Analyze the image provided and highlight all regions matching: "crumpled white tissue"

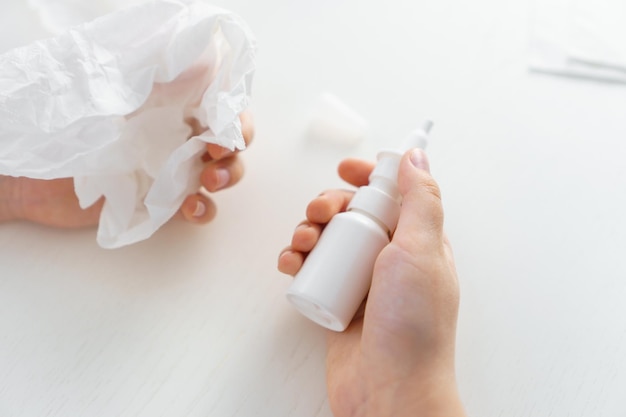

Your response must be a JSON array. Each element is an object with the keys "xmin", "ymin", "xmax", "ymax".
[
  {"xmin": 0, "ymin": 0, "xmax": 256, "ymax": 248},
  {"xmin": 530, "ymin": 0, "xmax": 626, "ymax": 83}
]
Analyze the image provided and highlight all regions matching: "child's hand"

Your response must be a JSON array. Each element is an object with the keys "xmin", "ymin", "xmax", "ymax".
[
  {"xmin": 0, "ymin": 111, "xmax": 254, "ymax": 228},
  {"xmin": 279, "ymin": 149, "xmax": 466, "ymax": 417},
  {"xmin": 179, "ymin": 110, "xmax": 254, "ymax": 224}
]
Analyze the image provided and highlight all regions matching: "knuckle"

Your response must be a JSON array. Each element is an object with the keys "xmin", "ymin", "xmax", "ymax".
[{"xmin": 420, "ymin": 177, "xmax": 442, "ymax": 201}]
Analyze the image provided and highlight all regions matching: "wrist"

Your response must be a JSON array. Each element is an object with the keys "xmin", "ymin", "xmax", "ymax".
[
  {"xmin": 361, "ymin": 376, "xmax": 466, "ymax": 417},
  {"xmin": 0, "ymin": 175, "xmax": 20, "ymax": 222}
]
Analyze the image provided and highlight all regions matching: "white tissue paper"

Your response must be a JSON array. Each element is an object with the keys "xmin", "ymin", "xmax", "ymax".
[
  {"xmin": 530, "ymin": 0, "xmax": 626, "ymax": 83},
  {"xmin": 0, "ymin": 0, "xmax": 256, "ymax": 248}
]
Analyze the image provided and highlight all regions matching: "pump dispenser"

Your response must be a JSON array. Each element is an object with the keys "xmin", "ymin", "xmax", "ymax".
[{"xmin": 286, "ymin": 121, "xmax": 433, "ymax": 331}]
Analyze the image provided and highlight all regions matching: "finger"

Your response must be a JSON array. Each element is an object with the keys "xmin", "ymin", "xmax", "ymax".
[
  {"xmin": 240, "ymin": 109, "xmax": 255, "ymax": 147},
  {"xmin": 305, "ymin": 189, "xmax": 354, "ymax": 224},
  {"xmin": 278, "ymin": 247, "xmax": 305, "ymax": 276},
  {"xmin": 205, "ymin": 110, "xmax": 255, "ymax": 160},
  {"xmin": 186, "ymin": 117, "xmax": 205, "ymax": 137},
  {"xmin": 201, "ymin": 151, "xmax": 213, "ymax": 163},
  {"xmin": 337, "ymin": 158, "xmax": 375, "ymax": 187},
  {"xmin": 184, "ymin": 117, "xmax": 226, "ymax": 160},
  {"xmin": 394, "ymin": 149, "xmax": 444, "ymax": 251},
  {"xmin": 200, "ymin": 155, "xmax": 245, "ymax": 193},
  {"xmin": 206, "ymin": 143, "xmax": 232, "ymax": 161},
  {"xmin": 178, "ymin": 193, "xmax": 217, "ymax": 224},
  {"xmin": 290, "ymin": 221, "xmax": 323, "ymax": 253}
]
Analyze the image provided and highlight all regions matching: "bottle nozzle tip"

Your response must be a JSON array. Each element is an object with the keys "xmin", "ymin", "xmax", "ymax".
[
  {"xmin": 400, "ymin": 120, "xmax": 433, "ymax": 151},
  {"xmin": 422, "ymin": 120, "xmax": 434, "ymax": 134}
]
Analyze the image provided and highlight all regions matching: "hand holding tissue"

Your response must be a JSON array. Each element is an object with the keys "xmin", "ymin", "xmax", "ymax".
[{"xmin": 0, "ymin": 0, "xmax": 256, "ymax": 248}]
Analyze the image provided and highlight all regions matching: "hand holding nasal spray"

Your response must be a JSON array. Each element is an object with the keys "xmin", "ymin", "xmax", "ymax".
[{"xmin": 286, "ymin": 121, "xmax": 433, "ymax": 331}]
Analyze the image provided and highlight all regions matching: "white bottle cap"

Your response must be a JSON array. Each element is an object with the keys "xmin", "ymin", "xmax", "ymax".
[
  {"xmin": 305, "ymin": 92, "xmax": 370, "ymax": 145},
  {"xmin": 348, "ymin": 185, "xmax": 400, "ymax": 233}
]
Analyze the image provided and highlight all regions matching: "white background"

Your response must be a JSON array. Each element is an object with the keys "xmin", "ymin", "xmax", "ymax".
[{"xmin": 1, "ymin": 0, "xmax": 626, "ymax": 416}]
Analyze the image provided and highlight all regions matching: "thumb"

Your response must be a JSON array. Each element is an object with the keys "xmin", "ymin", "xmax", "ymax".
[{"xmin": 393, "ymin": 149, "xmax": 444, "ymax": 251}]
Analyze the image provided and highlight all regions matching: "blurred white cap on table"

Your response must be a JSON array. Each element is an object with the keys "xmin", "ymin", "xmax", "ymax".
[{"xmin": 305, "ymin": 92, "xmax": 370, "ymax": 146}]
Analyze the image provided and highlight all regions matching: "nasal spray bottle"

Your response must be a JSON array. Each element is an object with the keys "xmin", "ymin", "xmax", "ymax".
[{"xmin": 286, "ymin": 121, "xmax": 433, "ymax": 331}]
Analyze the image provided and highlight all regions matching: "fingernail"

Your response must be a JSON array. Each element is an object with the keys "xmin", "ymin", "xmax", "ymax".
[
  {"xmin": 279, "ymin": 249, "xmax": 292, "ymax": 262},
  {"xmin": 410, "ymin": 148, "xmax": 430, "ymax": 172},
  {"xmin": 215, "ymin": 168, "xmax": 230, "ymax": 190},
  {"xmin": 277, "ymin": 250, "xmax": 293, "ymax": 273},
  {"xmin": 193, "ymin": 200, "xmax": 206, "ymax": 218}
]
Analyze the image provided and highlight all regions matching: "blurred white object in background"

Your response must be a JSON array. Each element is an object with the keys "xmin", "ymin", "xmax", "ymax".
[
  {"xmin": 305, "ymin": 92, "xmax": 370, "ymax": 146},
  {"xmin": 530, "ymin": 0, "xmax": 626, "ymax": 83}
]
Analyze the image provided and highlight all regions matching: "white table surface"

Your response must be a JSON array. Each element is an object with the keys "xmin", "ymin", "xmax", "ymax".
[{"xmin": 2, "ymin": 0, "xmax": 626, "ymax": 416}]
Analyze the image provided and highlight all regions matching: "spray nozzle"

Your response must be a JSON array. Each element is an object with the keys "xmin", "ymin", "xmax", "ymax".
[
  {"xmin": 370, "ymin": 120, "xmax": 434, "ymax": 190},
  {"xmin": 348, "ymin": 121, "xmax": 434, "ymax": 233},
  {"xmin": 400, "ymin": 120, "xmax": 433, "ymax": 151}
]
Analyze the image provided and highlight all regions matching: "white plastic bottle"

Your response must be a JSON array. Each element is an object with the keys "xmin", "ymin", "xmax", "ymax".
[{"xmin": 286, "ymin": 121, "xmax": 433, "ymax": 331}]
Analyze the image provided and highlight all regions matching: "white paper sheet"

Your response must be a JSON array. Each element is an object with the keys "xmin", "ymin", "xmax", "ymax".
[
  {"xmin": 0, "ymin": 0, "xmax": 256, "ymax": 248},
  {"xmin": 529, "ymin": 0, "xmax": 626, "ymax": 83},
  {"xmin": 568, "ymin": 0, "xmax": 626, "ymax": 71}
]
